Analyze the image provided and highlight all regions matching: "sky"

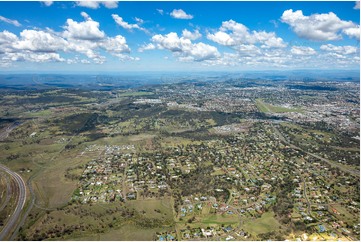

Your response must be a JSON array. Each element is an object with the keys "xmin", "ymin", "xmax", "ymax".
[{"xmin": 0, "ymin": 1, "xmax": 360, "ymax": 73}]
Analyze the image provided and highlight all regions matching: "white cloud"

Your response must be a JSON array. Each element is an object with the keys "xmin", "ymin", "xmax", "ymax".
[
  {"xmin": 291, "ymin": 46, "xmax": 316, "ymax": 55},
  {"xmin": 354, "ymin": 1, "xmax": 360, "ymax": 9},
  {"xmin": 0, "ymin": 30, "xmax": 18, "ymax": 43},
  {"xmin": 0, "ymin": 13, "xmax": 134, "ymax": 66},
  {"xmin": 182, "ymin": 29, "xmax": 202, "ymax": 40},
  {"xmin": 134, "ymin": 17, "xmax": 144, "ymax": 24},
  {"xmin": 170, "ymin": 9, "xmax": 193, "ymax": 20},
  {"xmin": 235, "ymin": 44, "xmax": 261, "ymax": 57},
  {"xmin": 76, "ymin": 1, "xmax": 100, "ymax": 9},
  {"xmin": 76, "ymin": 1, "xmax": 118, "ymax": 9},
  {"xmin": 156, "ymin": 9, "xmax": 164, "ymax": 15},
  {"xmin": 41, "ymin": 1, "xmax": 53, "ymax": 7},
  {"xmin": 113, "ymin": 53, "xmax": 140, "ymax": 62},
  {"xmin": 207, "ymin": 31, "xmax": 235, "ymax": 46},
  {"xmin": 0, "ymin": 31, "xmax": 18, "ymax": 54},
  {"xmin": 4, "ymin": 52, "xmax": 65, "ymax": 63},
  {"xmin": 220, "ymin": 20, "xmax": 249, "ymax": 35},
  {"xmin": 13, "ymin": 29, "xmax": 67, "ymax": 52},
  {"xmin": 207, "ymin": 20, "xmax": 286, "ymax": 49},
  {"xmin": 149, "ymin": 32, "xmax": 219, "ymax": 62},
  {"xmin": 253, "ymin": 31, "xmax": 287, "ymax": 48},
  {"xmin": 100, "ymin": 35, "xmax": 130, "ymax": 53},
  {"xmin": 0, "ymin": 15, "xmax": 21, "ymax": 27},
  {"xmin": 281, "ymin": 9, "xmax": 359, "ymax": 41},
  {"xmin": 342, "ymin": 27, "xmax": 360, "ymax": 40},
  {"xmin": 80, "ymin": 11, "xmax": 91, "ymax": 21},
  {"xmin": 112, "ymin": 14, "xmax": 146, "ymax": 32},
  {"xmin": 102, "ymin": 1, "xmax": 118, "ymax": 9},
  {"xmin": 63, "ymin": 12, "xmax": 105, "ymax": 40},
  {"xmin": 138, "ymin": 43, "xmax": 156, "ymax": 52},
  {"xmin": 320, "ymin": 44, "xmax": 358, "ymax": 55}
]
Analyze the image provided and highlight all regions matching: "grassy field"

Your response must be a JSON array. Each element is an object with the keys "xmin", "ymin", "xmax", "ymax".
[
  {"xmin": 24, "ymin": 109, "xmax": 53, "ymax": 118},
  {"xmin": 79, "ymin": 223, "xmax": 170, "ymax": 241},
  {"xmin": 160, "ymin": 136, "xmax": 201, "ymax": 148},
  {"xmin": 242, "ymin": 212, "xmax": 282, "ymax": 235},
  {"xmin": 201, "ymin": 213, "xmax": 239, "ymax": 225},
  {"xmin": 118, "ymin": 91, "xmax": 154, "ymax": 97},
  {"xmin": 255, "ymin": 99, "xmax": 302, "ymax": 113},
  {"xmin": 126, "ymin": 198, "xmax": 174, "ymax": 221},
  {"xmin": 330, "ymin": 204, "xmax": 358, "ymax": 224}
]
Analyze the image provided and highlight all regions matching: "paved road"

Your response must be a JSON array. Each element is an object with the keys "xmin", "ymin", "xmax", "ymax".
[
  {"xmin": 0, "ymin": 164, "xmax": 26, "ymax": 241},
  {"xmin": 0, "ymin": 172, "xmax": 11, "ymax": 212}
]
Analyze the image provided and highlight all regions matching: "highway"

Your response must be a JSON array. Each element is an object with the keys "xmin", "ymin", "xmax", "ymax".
[{"xmin": 0, "ymin": 164, "xmax": 27, "ymax": 241}]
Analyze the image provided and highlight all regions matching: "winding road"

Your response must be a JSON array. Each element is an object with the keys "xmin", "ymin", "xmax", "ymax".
[{"xmin": 0, "ymin": 164, "xmax": 27, "ymax": 241}]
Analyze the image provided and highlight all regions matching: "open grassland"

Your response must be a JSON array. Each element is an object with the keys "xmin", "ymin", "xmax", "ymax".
[
  {"xmin": 330, "ymin": 204, "xmax": 359, "ymax": 224},
  {"xmin": 126, "ymin": 198, "xmax": 174, "ymax": 221},
  {"xmin": 160, "ymin": 136, "xmax": 202, "ymax": 148},
  {"xmin": 21, "ymin": 201, "xmax": 174, "ymax": 241},
  {"xmin": 78, "ymin": 223, "xmax": 171, "ymax": 241},
  {"xmin": 118, "ymin": 91, "xmax": 154, "ymax": 97},
  {"xmin": 256, "ymin": 98, "xmax": 302, "ymax": 113},
  {"xmin": 201, "ymin": 213, "xmax": 239, "ymax": 225},
  {"xmin": 243, "ymin": 212, "xmax": 282, "ymax": 236}
]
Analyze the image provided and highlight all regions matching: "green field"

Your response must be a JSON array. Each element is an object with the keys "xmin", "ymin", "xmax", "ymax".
[
  {"xmin": 126, "ymin": 198, "xmax": 174, "ymax": 221},
  {"xmin": 255, "ymin": 99, "xmax": 302, "ymax": 113},
  {"xmin": 79, "ymin": 223, "xmax": 170, "ymax": 241},
  {"xmin": 118, "ymin": 91, "xmax": 154, "ymax": 97},
  {"xmin": 243, "ymin": 212, "xmax": 282, "ymax": 235}
]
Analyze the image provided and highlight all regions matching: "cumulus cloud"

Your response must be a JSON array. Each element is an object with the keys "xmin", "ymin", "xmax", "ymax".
[
  {"xmin": 320, "ymin": 44, "xmax": 358, "ymax": 55},
  {"xmin": 138, "ymin": 43, "xmax": 156, "ymax": 52},
  {"xmin": 170, "ymin": 9, "xmax": 193, "ymax": 20},
  {"xmin": 13, "ymin": 29, "xmax": 67, "ymax": 52},
  {"xmin": 235, "ymin": 44, "xmax": 261, "ymax": 57},
  {"xmin": 207, "ymin": 31, "xmax": 235, "ymax": 46},
  {"xmin": 0, "ymin": 31, "xmax": 18, "ymax": 54},
  {"xmin": 102, "ymin": 1, "xmax": 118, "ymax": 9},
  {"xmin": 40, "ymin": 1, "xmax": 54, "ymax": 7},
  {"xmin": 290, "ymin": 46, "xmax": 316, "ymax": 55},
  {"xmin": 182, "ymin": 29, "xmax": 202, "ymax": 40},
  {"xmin": 41, "ymin": 1, "xmax": 53, "ymax": 7},
  {"xmin": 0, "ymin": 16, "xmax": 21, "ymax": 27},
  {"xmin": 342, "ymin": 27, "xmax": 360, "ymax": 40},
  {"xmin": 3, "ymin": 52, "xmax": 65, "ymax": 64},
  {"xmin": 207, "ymin": 20, "xmax": 287, "ymax": 49},
  {"xmin": 0, "ymin": 12, "xmax": 134, "ymax": 66},
  {"xmin": 112, "ymin": 14, "xmax": 146, "ymax": 32},
  {"xmin": 76, "ymin": 1, "xmax": 118, "ymax": 9},
  {"xmin": 146, "ymin": 32, "xmax": 219, "ymax": 62},
  {"xmin": 100, "ymin": 35, "xmax": 130, "ymax": 53},
  {"xmin": 281, "ymin": 9, "xmax": 359, "ymax": 41},
  {"xmin": 63, "ymin": 12, "xmax": 105, "ymax": 40}
]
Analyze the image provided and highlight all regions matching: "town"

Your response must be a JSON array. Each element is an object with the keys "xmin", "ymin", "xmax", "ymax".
[{"xmin": 0, "ymin": 76, "xmax": 359, "ymax": 241}]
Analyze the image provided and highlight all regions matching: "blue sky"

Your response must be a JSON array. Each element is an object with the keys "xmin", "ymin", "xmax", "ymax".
[{"xmin": 0, "ymin": 1, "xmax": 359, "ymax": 73}]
